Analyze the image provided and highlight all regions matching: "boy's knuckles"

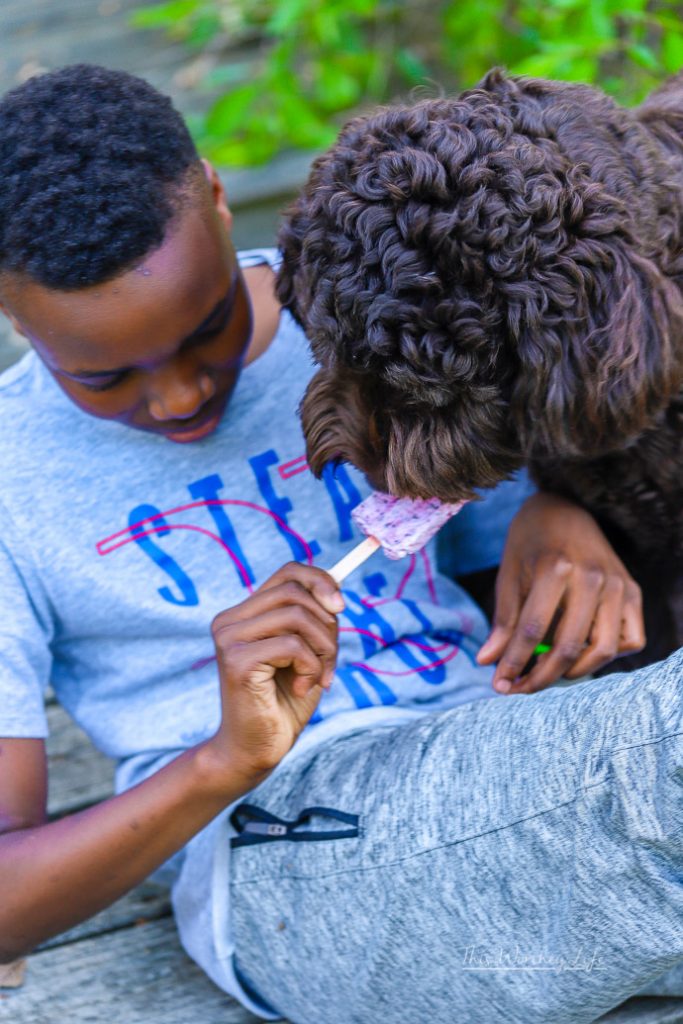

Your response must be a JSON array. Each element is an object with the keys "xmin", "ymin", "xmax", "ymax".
[
  {"xmin": 621, "ymin": 634, "xmax": 646, "ymax": 653},
  {"xmin": 553, "ymin": 640, "xmax": 584, "ymax": 663},
  {"xmin": 591, "ymin": 642, "xmax": 618, "ymax": 664},
  {"xmin": 543, "ymin": 554, "xmax": 573, "ymax": 579},
  {"xmin": 273, "ymin": 580, "xmax": 311, "ymax": 604},
  {"xmin": 581, "ymin": 567, "xmax": 606, "ymax": 591},
  {"xmin": 520, "ymin": 618, "xmax": 546, "ymax": 643},
  {"xmin": 271, "ymin": 633, "xmax": 318, "ymax": 667},
  {"xmin": 267, "ymin": 561, "xmax": 302, "ymax": 582},
  {"xmin": 492, "ymin": 613, "xmax": 515, "ymax": 633},
  {"xmin": 212, "ymin": 626, "xmax": 238, "ymax": 653},
  {"xmin": 222, "ymin": 647, "xmax": 256, "ymax": 681},
  {"xmin": 499, "ymin": 654, "xmax": 526, "ymax": 676},
  {"xmin": 211, "ymin": 612, "xmax": 239, "ymax": 640},
  {"xmin": 601, "ymin": 579, "xmax": 625, "ymax": 604},
  {"xmin": 281, "ymin": 606, "xmax": 335, "ymax": 646}
]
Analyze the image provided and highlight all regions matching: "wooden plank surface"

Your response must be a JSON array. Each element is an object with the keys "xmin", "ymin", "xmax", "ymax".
[
  {"xmin": 598, "ymin": 999, "xmax": 683, "ymax": 1023},
  {"xmin": 0, "ymin": 917, "xmax": 265, "ymax": 1024},
  {"xmin": 46, "ymin": 703, "xmax": 115, "ymax": 817}
]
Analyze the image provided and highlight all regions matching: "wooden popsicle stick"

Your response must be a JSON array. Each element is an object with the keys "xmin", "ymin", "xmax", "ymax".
[{"xmin": 327, "ymin": 536, "xmax": 381, "ymax": 583}]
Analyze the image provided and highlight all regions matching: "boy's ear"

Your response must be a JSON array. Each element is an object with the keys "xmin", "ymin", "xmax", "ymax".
[{"xmin": 201, "ymin": 158, "xmax": 233, "ymax": 232}]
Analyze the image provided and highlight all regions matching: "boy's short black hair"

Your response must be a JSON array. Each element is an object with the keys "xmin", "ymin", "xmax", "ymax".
[{"xmin": 0, "ymin": 64, "xmax": 200, "ymax": 289}]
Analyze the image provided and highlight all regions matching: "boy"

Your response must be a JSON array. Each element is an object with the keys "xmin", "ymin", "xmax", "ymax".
[{"xmin": 0, "ymin": 65, "xmax": 681, "ymax": 1024}]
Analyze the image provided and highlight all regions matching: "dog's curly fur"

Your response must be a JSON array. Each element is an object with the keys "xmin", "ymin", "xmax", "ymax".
[{"xmin": 277, "ymin": 69, "xmax": 683, "ymax": 663}]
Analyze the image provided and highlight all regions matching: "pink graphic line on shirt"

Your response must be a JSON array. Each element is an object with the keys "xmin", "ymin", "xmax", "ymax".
[
  {"xmin": 96, "ymin": 498, "xmax": 317, "ymax": 562},
  {"xmin": 278, "ymin": 455, "xmax": 309, "ymax": 480},
  {"xmin": 97, "ymin": 497, "xmax": 462, "ymax": 678}
]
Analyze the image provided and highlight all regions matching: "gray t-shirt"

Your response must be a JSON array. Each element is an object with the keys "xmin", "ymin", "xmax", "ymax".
[{"xmin": 0, "ymin": 248, "xmax": 533, "ymax": 1015}]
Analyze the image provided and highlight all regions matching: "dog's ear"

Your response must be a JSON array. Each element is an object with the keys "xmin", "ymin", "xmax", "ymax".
[
  {"xmin": 302, "ymin": 366, "xmax": 525, "ymax": 502},
  {"xmin": 301, "ymin": 365, "xmax": 523, "ymax": 501},
  {"xmin": 505, "ymin": 191, "xmax": 683, "ymax": 459},
  {"xmin": 300, "ymin": 367, "xmax": 388, "ymax": 487}
]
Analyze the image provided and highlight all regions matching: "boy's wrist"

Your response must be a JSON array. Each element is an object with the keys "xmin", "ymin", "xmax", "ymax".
[{"xmin": 190, "ymin": 737, "xmax": 271, "ymax": 805}]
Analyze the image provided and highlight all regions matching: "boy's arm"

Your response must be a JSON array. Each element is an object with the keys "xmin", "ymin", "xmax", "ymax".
[
  {"xmin": 0, "ymin": 735, "xmax": 245, "ymax": 963},
  {"xmin": 0, "ymin": 738, "xmax": 46, "ymax": 833},
  {"xmin": 0, "ymin": 562, "xmax": 341, "ymax": 964}
]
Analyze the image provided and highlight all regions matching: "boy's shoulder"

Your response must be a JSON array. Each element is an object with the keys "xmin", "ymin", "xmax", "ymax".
[
  {"xmin": 0, "ymin": 350, "xmax": 50, "ymax": 422},
  {"xmin": 0, "ymin": 349, "xmax": 64, "ymax": 416},
  {"xmin": 0, "ymin": 348, "xmax": 37, "ymax": 393},
  {"xmin": 0, "ymin": 352, "xmax": 78, "ymax": 483}
]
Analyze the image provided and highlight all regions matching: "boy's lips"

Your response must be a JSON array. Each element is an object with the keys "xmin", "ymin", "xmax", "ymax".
[{"xmin": 161, "ymin": 404, "xmax": 225, "ymax": 443}]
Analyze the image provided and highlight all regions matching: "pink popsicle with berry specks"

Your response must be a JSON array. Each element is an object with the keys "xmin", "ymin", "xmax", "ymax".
[{"xmin": 328, "ymin": 492, "xmax": 468, "ymax": 583}]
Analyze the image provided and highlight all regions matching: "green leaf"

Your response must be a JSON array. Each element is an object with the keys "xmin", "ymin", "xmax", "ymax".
[
  {"xmin": 545, "ymin": 0, "xmax": 584, "ymax": 11},
  {"xmin": 200, "ymin": 61, "xmax": 254, "ymax": 89},
  {"xmin": 205, "ymin": 135, "xmax": 278, "ymax": 167},
  {"xmin": 562, "ymin": 55, "xmax": 599, "ymax": 82},
  {"xmin": 186, "ymin": 11, "xmax": 222, "ymax": 45},
  {"xmin": 130, "ymin": 0, "xmax": 201, "ymax": 29},
  {"xmin": 511, "ymin": 51, "xmax": 573, "ymax": 77},
  {"xmin": 627, "ymin": 43, "xmax": 661, "ymax": 72},
  {"xmin": 611, "ymin": 0, "xmax": 648, "ymax": 14},
  {"xmin": 265, "ymin": 0, "xmax": 311, "ymax": 35},
  {"xmin": 313, "ymin": 63, "xmax": 362, "ymax": 111},
  {"xmin": 205, "ymin": 83, "xmax": 260, "ymax": 135},
  {"xmin": 310, "ymin": 8, "xmax": 344, "ymax": 46},
  {"xmin": 395, "ymin": 47, "xmax": 431, "ymax": 84},
  {"xmin": 662, "ymin": 31, "xmax": 683, "ymax": 74}
]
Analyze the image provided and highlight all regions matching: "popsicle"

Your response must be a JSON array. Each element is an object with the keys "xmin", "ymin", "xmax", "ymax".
[{"xmin": 328, "ymin": 492, "xmax": 467, "ymax": 583}]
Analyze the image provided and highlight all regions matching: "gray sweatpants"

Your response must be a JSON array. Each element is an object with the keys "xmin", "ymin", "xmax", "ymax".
[{"xmin": 226, "ymin": 650, "xmax": 683, "ymax": 1023}]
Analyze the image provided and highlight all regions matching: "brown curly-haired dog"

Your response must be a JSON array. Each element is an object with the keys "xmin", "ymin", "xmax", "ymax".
[{"xmin": 276, "ymin": 69, "xmax": 683, "ymax": 665}]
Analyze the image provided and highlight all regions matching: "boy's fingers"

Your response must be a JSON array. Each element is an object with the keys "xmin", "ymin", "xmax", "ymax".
[
  {"xmin": 618, "ymin": 584, "xmax": 646, "ymax": 653},
  {"xmin": 562, "ymin": 578, "xmax": 623, "ymax": 679},
  {"xmin": 231, "ymin": 636, "xmax": 325, "ymax": 698},
  {"xmin": 477, "ymin": 563, "xmax": 521, "ymax": 665},
  {"xmin": 565, "ymin": 581, "xmax": 644, "ymax": 679},
  {"xmin": 214, "ymin": 580, "xmax": 338, "ymax": 632},
  {"xmin": 509, "ymin": 569, "xmax": 603, "ymax": 692},
  {"xmin": 260, "ymin": 562, "xmax": 345, "ymax": 615},
  {"xmin": 477, "ymin": 624, "xmax": 513, "ymax": 665},
  {"xmin": 491, "ymin": 557, "xmax": 569, "ymax": 692},
  {"xmin": 213, "ymin": 607, "xmax": 337, "ymax": 689}
]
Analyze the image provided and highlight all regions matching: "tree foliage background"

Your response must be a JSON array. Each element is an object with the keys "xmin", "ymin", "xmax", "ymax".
[{"xmin": 132, "ymin": 0, "xmax": 683, "ymax": 167}]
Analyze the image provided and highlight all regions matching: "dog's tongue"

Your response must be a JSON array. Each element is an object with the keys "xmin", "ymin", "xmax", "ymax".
[{"xmin": 351, "ymin": 491, "xmax": 467, "ymax": 559}]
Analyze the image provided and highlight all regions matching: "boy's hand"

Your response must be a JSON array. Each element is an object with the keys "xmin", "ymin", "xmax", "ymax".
[
  {"xmin": 476, "ymin": 493, "xmax": 645, "ymax": 694},
  {"xmin": 203, "ymin": 563, "xmax": 343, "ymax": 790}
]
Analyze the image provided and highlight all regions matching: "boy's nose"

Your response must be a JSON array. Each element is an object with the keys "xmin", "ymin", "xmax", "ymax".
[{"xmin": 147, "ymin": 361, "xmax": 216, "ymax": 423}]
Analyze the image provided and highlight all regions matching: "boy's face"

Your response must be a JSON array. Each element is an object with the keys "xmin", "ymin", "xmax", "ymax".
[{"xmin": 0, "ymin": 164, "xmax": 251, "ymax": 442}]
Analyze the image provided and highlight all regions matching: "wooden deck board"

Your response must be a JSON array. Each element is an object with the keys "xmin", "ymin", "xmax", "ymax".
[
  {"xmin": 0, "ymin": 917, "xmax": 264, "ymax": 1024},
  {"xmin": 46, "ymin": 703, "xmax": 115, "ymax": 817},
  {"xmin": 598, "ymin": 999, "xmax": 683, "ymax": 1023}
]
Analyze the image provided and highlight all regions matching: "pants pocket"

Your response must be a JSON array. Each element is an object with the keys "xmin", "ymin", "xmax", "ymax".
[{"xmin": 230, "ymin": 802, "xmax": 360, "ymax": 849}]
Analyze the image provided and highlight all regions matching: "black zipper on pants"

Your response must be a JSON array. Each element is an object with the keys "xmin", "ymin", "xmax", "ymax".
[{"xmin": 230, "ymin": 802, "xmax": 360, "ymax": 849}]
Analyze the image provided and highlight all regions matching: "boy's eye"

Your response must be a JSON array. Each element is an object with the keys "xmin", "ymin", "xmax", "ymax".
[
  {"xmin": 188, "ymin": 308, "xmax": 233, "ymax": 346},
  {"xmin": 78, "ymin": 371, "xmax": 129, "ymax": 392}
]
